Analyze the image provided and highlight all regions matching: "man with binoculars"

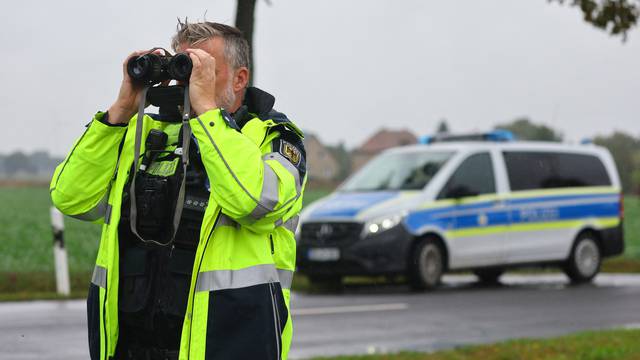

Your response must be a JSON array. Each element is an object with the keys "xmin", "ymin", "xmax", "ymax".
[{"xmin": 50, "ymin": 21, "xmax": 305, "ymax": 360}]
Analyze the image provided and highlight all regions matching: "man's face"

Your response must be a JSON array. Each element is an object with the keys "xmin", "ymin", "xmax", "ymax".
[{"xmin": 179, "ymin": 37, "xmax": 238, "ymax": 111}]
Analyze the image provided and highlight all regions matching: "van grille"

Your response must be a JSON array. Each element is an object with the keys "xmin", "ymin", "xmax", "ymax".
[{"xmin": 300, "ymin": 222, "xmax": 363, "ymax": 246}]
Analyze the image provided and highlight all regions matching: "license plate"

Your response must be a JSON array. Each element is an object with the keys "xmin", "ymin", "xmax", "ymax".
[{"xmin": 307, "ymin": 248, "xmax": 340, "ymax": 262}]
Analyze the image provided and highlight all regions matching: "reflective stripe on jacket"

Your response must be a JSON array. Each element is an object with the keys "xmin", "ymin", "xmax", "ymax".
[{"xmin": 50, "ymin": 107, "xmax": 305, "ymax": 360}]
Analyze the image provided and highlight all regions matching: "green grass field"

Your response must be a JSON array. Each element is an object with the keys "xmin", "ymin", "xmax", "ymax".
[
  {"xmin": 0, "ymin": 187, "xmax": 331, "ymax": 274},
  {"xmin": 0, "ymin": 187, "xmax": 638, "ymax": 296},
  {"xmin": 0, "ymin": 187, "xmax": 99, "ymax": 274},
  {"xmin": 314, "ymin": 328, "xmax": 640, "ymax": 360},
  {"xmin": 0, "ymin": 187, "xmax": 332, "ymax": 295}
]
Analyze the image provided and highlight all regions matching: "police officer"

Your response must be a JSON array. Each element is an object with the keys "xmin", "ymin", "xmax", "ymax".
[{"xmin": 51, "ymin": 21, "xmax": 306, "ymax": 360}]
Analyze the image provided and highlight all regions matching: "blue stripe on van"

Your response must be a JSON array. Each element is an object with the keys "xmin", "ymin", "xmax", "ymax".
[
  {"xmin": 454, "ymin": 211, "xmax": 509, "ymax": 229},
  {"xmin": 403, "ymin": 193, "xmax": 619, "ymax": 234},
  {"xmin": 508, "ymin": 202, "xmax": 619, "ymax": 225},
  {"xmin": 508, "ymin": 193, "xmax": 618, "ymax": 205},
  {"xmin": 308, "ymin": 191, "xmax": 400, "ymax": 218}
]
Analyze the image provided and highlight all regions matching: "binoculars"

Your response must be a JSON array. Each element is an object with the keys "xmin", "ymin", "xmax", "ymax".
[{"xmin": 127, "ymin": 52, "xmax": 193, "ymax": 85}]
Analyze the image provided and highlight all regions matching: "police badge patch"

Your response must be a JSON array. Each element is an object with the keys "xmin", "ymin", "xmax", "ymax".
[{"xmin": 280, "ymin": 140, "xmax": 301, "ymax": 166}]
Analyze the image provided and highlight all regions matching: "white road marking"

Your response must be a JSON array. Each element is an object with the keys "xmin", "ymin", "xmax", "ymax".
[
  {"xmin": 438, "ymin": 273, "xmax": 640, "ymax": 287},
  {"xmin": 292, "ymin": 302, "xmax": 409, "ymax": 316}
]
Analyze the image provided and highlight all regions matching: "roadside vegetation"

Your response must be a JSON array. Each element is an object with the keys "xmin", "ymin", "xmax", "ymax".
[
  {"xmin": 313, "ymin": 328, "xmax": 640, "ymax": 360},
  {"xmin": 0, "ymin": 186, "xmax": 638, "ymax": 300},
  {"xmin": 0, "ymin": 186, "xmax": 331, "ymax": 300}
]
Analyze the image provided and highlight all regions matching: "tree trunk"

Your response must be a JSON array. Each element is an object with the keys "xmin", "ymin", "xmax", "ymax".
[{"xmin": 235, "ymin": 0, "xmax": 257, "ymax": 86}]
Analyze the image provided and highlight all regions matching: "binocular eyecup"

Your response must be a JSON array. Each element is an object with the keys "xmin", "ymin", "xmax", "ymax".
[{"xmin": 127, "ymin": 53, "xmax": 192, "ymax": 85}]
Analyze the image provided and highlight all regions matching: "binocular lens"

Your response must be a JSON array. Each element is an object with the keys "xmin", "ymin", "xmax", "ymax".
[
  {"xmin": 168, "ymin": 53, "xmax": 193, "ymax": 82},
  {"xmin": 126, "ymin": 52, "xmax": 193, "ymax": 85},
  {"xmin": 129, "ymin": 57, "xmax": 150, "ymax": 78},
  {"xmin": 127, "ymin": 54, "xmax": 164, "ymax": 83}
]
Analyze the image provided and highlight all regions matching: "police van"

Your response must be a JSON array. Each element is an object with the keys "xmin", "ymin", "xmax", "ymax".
[{"xmin": 297, "ymin": 132, "xmax": 624, "ymax": 289}]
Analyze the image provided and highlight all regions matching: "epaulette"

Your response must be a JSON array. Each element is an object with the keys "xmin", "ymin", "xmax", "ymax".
[
  {"xmin": 262, "ymin": 110, "xmax": 306, "ymax": 182},
  {"xmin": 266, "ymin": 110, "xmax": 304, "ymax": 139}
]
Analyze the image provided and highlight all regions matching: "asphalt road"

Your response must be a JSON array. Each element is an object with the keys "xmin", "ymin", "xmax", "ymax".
[{"xmin": 2, "ymin": 274, "xmax": 640, "ymax": 360}]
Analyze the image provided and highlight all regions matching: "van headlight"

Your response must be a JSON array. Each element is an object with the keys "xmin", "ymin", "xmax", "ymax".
[{"xmin": 363, "ymin": 212, "xmax": 406, "ymax": 236}]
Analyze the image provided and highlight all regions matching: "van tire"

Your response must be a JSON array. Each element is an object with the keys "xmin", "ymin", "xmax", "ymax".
[
  {"xmin": 564, "ymin": 232, "xmax": 601, "ymax": 284},
  {"xmin": 408, "ymin": 238, "xmax": 444, "ymax": 291},
  {"xmin": 473, "ymin": 268, "xmax": 504, "ymax": 284}
]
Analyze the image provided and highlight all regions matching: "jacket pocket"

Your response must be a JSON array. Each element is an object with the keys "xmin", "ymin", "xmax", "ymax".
[
  {"xmin": 87, "ymin": 283, "xmax": 101, "ymax": 360},
  {"xmin": 118, "ymin": 247, "xmax": 153, "ymax": 313},
  {"xmin": 204, "ymin": 283, "xmax": 288, "ymax": 360},
  {"xmin": 163, "ymin": 247, "xmax": 196, "ymax": 318}
]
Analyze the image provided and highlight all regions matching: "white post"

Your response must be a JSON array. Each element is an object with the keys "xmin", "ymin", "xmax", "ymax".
[{"xmin": 50, "ymin": 207, "xmax": 70, "ymax": 296}]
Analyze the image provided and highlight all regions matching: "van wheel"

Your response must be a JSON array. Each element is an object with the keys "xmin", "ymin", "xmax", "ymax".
[
  {"xmin": 473, "ymin": 268, "xmax": 504, "ymax": 284},
  {"xmin": 408, "ymin": 239, "xmax": 444, "ymax": 291},
  {"xmin": 564, "ymin": 232, "xmax": 601, "ymax": 284}
]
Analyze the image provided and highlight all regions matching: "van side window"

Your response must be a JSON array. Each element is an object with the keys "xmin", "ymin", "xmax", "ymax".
[
  {"xmin": 438, "ymin": 153, "xmax": 495, "ymax": 199},
  {"xmin": 503, "ymin": 152, "xmax": 611, "ymax": 191}
]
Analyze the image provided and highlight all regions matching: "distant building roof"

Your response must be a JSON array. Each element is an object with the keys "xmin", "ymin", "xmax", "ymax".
[
  {"xmin": 358, "ymin": 128, "xmax": 418, "ymax": 153},
  {"xmin": 303, "ymin": 132, "xmax": 341, "ymax": 181}
]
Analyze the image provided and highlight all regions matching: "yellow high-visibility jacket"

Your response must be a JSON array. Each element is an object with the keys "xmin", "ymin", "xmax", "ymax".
[{"xmin": 50, "ymin": 88, "xmax": 305, "ymax": 360}]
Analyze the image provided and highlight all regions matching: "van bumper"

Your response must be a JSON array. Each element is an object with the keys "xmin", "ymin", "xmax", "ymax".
[
  {"xmin": 600, "ymin": 222, "xmax": 624, "ymax": 257},
  {"xmin": 297, "ymin": 224, "xmax": 413, "ymax": 277}
]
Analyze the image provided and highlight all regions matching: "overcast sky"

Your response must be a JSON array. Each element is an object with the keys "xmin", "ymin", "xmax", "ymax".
[{"xmin": 2, "ymin": 0, "xmax": 639, "ymax": 156}]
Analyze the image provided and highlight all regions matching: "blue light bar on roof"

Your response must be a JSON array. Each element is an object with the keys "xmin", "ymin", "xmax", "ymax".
[
  {"xmin": 419, "ymin": 135, "xmax": 434, "ymax": 144},
  {"xmin": 419, "ymin": 130, "xmax": 516, "ymax": 144},
  {"xmin": 486, "ymin": 129, "xmax": 515, "ymax": 142}
]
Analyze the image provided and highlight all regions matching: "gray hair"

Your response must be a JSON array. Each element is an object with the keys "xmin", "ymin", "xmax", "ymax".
[{"xmin": 171, "ymin": 20, "xmax": 250, "ymax": 71}]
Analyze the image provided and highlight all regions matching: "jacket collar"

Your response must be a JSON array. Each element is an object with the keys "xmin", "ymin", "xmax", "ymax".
[{"xmin": 233, "ymin": 87, "xmax": 275, "ymax": 128}]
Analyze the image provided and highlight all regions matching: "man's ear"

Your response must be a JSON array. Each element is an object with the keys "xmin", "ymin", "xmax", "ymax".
[{"xmin": 233, "ymin": 67, "xmax": 249, "ymax": 91}]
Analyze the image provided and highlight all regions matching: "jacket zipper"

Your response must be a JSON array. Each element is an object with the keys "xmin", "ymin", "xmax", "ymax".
[
  {"xmin": 186, "ymin": 208, "xmax": 222, "ymax": 359},
  {"xmin": 268, "ymin": 282, "xmax": 282, "ymax": 360},
  {"xmin": 101, "ymin": 274, "xmax": 108, "ymax": 360},
  {"xmin": 270, "ymin": 234, "xmax": 275, "ymax": 255},
  {"xmin": 101, "ymin": 133, "xmax": 129, "ymax": 360}
]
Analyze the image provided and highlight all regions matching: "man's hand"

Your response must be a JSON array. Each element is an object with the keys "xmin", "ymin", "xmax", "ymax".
[
  {"xmin": 107, "ymin": 49, "xmax": 164, "ymax": 125},
  {"xmin": 185, "ymin": 48, "xmax": 218, "ymax": 116}
]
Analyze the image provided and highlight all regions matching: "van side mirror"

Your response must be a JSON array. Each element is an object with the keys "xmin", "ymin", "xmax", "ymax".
[{"xmin": 445, "ymin": 185, "xmax": 478, "ymax": 199}]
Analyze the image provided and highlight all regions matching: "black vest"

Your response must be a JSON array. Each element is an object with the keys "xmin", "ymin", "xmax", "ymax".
[{"xmin": 116, "ymin": 130, "xmax": 208, "ymax": 352}]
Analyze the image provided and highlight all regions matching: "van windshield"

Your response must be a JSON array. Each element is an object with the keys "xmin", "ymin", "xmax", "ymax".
[{"xmin": 341, "ymin": 151, "xmax": 454, "ymax": 191}]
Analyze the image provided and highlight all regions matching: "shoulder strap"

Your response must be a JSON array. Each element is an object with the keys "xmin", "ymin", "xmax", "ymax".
[{"xmin": 129, "ymin": 85, "xmax": 191, "ymax": 247}]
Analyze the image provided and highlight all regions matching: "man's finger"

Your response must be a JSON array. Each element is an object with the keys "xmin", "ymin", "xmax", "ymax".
[
  {"xmin": 185, "ymin": 48, "xmax": 214, "ymax": 62},
  {"xmin": 123, "ymin": 50, "xmax": 143, "ymax": 66},
  {"xmin": 188, "ymin": 52, "xmax": 202, "ymax": 69},
  {"xmin": 191, "ymin": 50, "xmax": 216, "ymax": 74},
  {"xmin": 121, "ymin": 50, "xmax": 151, "ymax": 74}
]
